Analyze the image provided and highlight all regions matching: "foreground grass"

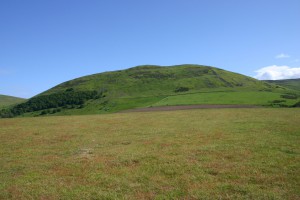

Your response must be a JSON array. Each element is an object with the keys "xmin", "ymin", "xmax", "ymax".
[{"xmin": 0, "ymin": 108, "xmax": 299, "ymax": 199}]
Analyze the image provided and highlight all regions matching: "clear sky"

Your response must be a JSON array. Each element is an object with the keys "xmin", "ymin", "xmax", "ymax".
[{"xmin": 1, "ymin": 0, "xmax": 300, "ymax": 98}]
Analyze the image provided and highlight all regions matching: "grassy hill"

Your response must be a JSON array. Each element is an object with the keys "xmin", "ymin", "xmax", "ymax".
[
  {"xmin": 41, "ymin": 64, "xmax": 277, "ymax": 96},
  {"xmin": 0, "ymin": 94, "xmax": 25, "ymax": 108},
  {"xmin": 265, "ymin": 79, "xmax": 300, "ymax": 91},
  {"xmin": 1, "ymin": 64, "xmax": 300, "ymax": 117}
]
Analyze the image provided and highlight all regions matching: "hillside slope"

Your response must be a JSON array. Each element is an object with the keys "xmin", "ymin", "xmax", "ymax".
[
  {"xmin": 2, "ymin": 65, "xmax": 299, "ymax": 117},
  {"xmin": 42, "ymin": 64, "xmax": 275, "ymax": 97},
  {"xmin": 0, "ymin": 95, "xmax": 25, "ymax": 108},
  {"xmin": 265, "ymin": 79, "xmax": 300, "ymax": 91}
]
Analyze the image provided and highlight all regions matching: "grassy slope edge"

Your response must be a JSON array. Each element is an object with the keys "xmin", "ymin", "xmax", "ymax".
[
  {"xmin": 265, "ymin": 79, "xmax": 300, "ymax": 91},
  {"xmin": 0, "ymin": 94, "xmax": 25, "ymax": 108}
]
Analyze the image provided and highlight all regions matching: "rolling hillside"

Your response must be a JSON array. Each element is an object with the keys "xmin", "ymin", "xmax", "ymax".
[
  {"xmin": 1, "ymin": 65, "xmax": 299, "ymax": 117},
  {"xmin": 0, "ymin": 94, "xmax": 25, "ymax": 108},
  {"xmin": 265, "ymin": 79, "xmax": 300, "ymax": 91},
  {"xmin": 41, "ymin": 65, "xmax": 276, "ymax": 96}
]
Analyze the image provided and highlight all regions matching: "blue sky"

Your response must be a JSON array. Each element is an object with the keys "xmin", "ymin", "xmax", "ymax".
[{"xmin": 1, "ymin": 0, "xmax": 300, "ymax": 98}]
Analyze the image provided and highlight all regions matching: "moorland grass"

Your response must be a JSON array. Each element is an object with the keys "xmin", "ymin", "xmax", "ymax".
[
  {"xmin": 152, "ymin": 91, "xmax": 299, "ymax": 107},
  {"xmin": 0, "ymin": 108, "xmax": 299, "ymax": 199},
  {"xmin": 266, "ymin": 79, "xmax": 300, "ymax": 91},
  {"xmin": 0, "ymin": 95, "xmax": 25, "ymax": 108}
]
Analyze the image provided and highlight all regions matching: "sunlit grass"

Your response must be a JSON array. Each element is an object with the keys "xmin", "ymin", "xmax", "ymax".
[
  {"xmin": 0, "ymin": 95, "xmax": 25, "ymax": 108},
  {"xmin": 152, "ymin": 91, "xmax": 298, "ymax": 106},
  {"xmin": 0, "ymin": 108, "xmax": 299, "ymax": 199}
]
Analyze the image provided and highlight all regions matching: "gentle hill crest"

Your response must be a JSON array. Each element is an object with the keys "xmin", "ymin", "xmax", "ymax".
[
  {"xmin": 0, "ymin": 94, "xmax": 25, "ymax": 108},
  {"xmin": 41, "ymin": 64, "xmax": 273, "ymax": 97},
  {"xmin": 1, "ymin": 64, "xmax": 299, "ymax": 118},
  {"xmin": 265, "ymin": 78, "xmax": 300, "ymax": 91}
]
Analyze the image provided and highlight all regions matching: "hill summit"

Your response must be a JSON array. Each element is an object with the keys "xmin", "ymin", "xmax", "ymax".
[{"xmin": 42, "ymin": 64, "xmax": 271, "ymax": 97}]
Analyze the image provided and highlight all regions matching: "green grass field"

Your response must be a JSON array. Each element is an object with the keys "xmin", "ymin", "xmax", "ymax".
[
  {"xmin": 152, "ymin": 91, "xmax": 299, "ymax": 107},
  {"xmin": 1, "ymin": 108, "xmax": 299, "ymax": 199}
]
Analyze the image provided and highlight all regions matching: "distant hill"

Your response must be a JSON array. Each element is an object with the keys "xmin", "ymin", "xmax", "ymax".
[
  {"xmin": 42, "ymin": 64, "xmax": 274, "ymax": 96},
  {"xmin": 0, "ymin": 95, "xmax": 25, "ymax": 108},
  {"xmin": 265, "ymin": 79, "xmax": 300, "ymax": 91},
  {"xmin": 1, "ymin": 65, "xmax": 299, "ymax": 117}
]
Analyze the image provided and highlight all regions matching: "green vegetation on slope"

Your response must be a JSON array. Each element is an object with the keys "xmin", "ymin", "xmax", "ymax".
[
  {"xmin": 0, "ymin": 90, "xmax": 100, "ymax": 118},
  {"xmin": 265, "ymin": 79, "xmax": 300, "ymax": 91},
  {"xmin": 2, "ymin": 65, "xmax": 300, "ymax": 117},
  {"xmin": 152, "ymin": 91, "xmax": 299, "ymax": 107},
  {"xmin": 42, "ymin": 65, "xmax": 279, "ymax": 97},
  {"xmin": 0, "ymin": 109, "xmax": 299, "ymax": 199},
  {"xmin": 0, "ymin": 94, "xmax": 25, "ymax": 108}
]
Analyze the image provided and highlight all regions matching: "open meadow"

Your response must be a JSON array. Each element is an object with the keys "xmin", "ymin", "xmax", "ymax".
[{"xmin": 0, "ymin": 108, "xmax": 299, "ymax": 199}]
